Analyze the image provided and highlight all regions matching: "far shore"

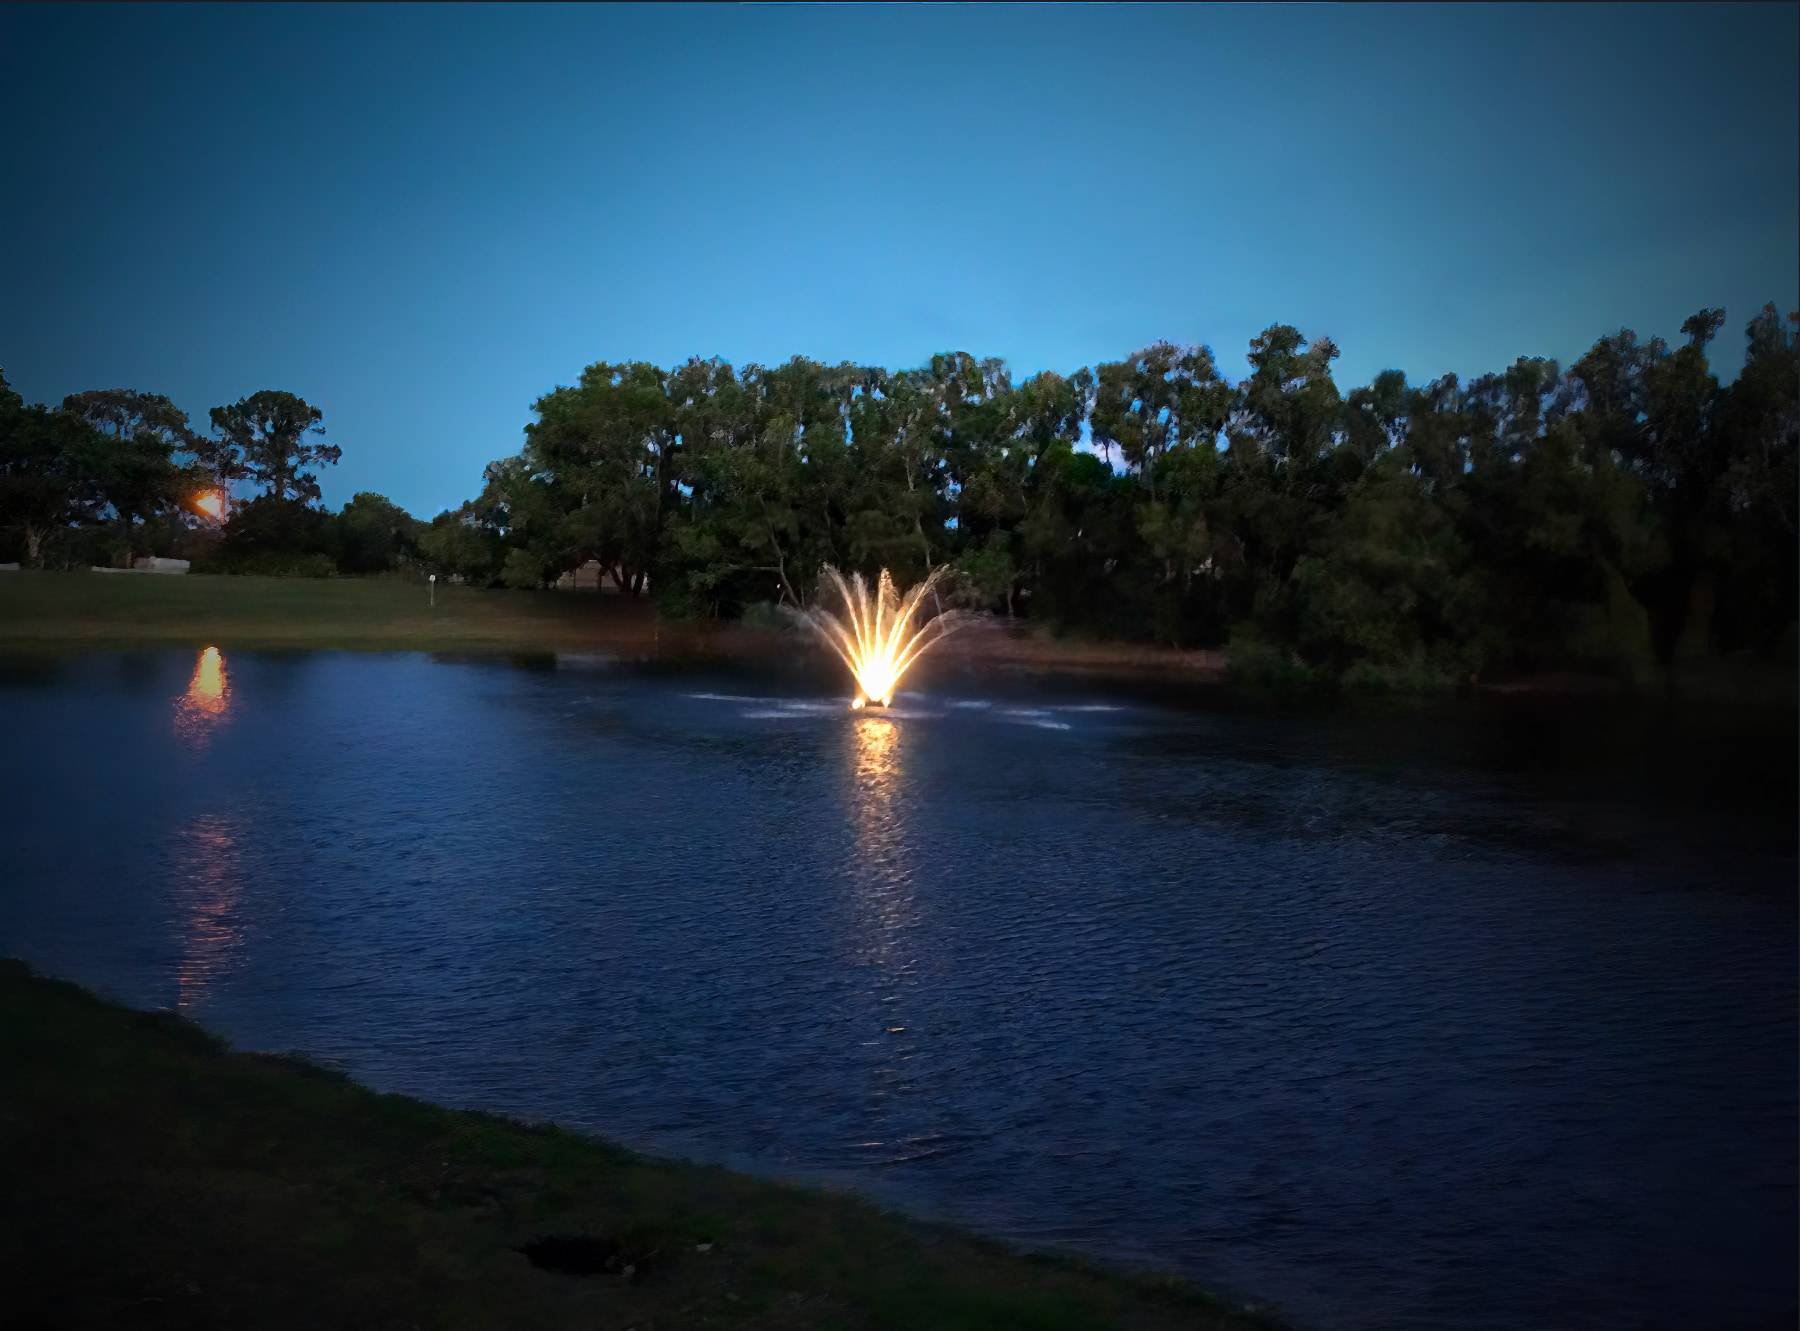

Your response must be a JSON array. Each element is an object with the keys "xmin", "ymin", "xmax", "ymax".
[
  {"xmin": 0, "ymin": 570, "xmax": 1232, "ymax": 684},
  {"xmin": 1, "ymin": 571, "xmax": 1789, "ymax": 705}
]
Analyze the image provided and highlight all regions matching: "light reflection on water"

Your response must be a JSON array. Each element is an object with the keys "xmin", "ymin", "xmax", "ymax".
[
  {"xmin": 168, "ymin": 648, "xmax": 241, "ymax": 1006},
  {"xmin": 173, "ymin": 812, "xmax": 243, "ymax": 1011},
  {"xmin": 174, "ymin": 646, "xmax": 230, "ymax": 746},
  {"xmin": 0, "ymin": 650, "xmax": 1794, "ymax": 1331},
  {"xmin": 850, "ymin": 714, "xmax": 905, "ymax": 904},
  {"xmin": 846, "ymin": 716, "xmax": 927, "ymax": 1147}
]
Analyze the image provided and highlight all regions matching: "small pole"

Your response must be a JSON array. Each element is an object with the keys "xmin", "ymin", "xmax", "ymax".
[{"xmin": 429, "ymin": 573, "xmax": 436, "ymax": 607}]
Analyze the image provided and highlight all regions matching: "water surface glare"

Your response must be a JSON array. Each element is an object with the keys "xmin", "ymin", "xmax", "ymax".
[{"xmin": 1, "ymin": 650, "xmax": 1793, "ymax": 1331}]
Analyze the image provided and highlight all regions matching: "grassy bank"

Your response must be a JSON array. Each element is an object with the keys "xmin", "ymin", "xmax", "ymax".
[
  {"xmin": 0, "ymin": 571, "xmax": 1230, "ymax": 682},
  {"xmin": 0, "ymin": 961, "xmax": 1280, "ymax": 1330},
  {"xmin": 4, "ymin": 571, "xmax": 1785, "ymax": 702},
  {"xmin": 0, "ymin": 570, "xmax": 678, "ymax": 654}
]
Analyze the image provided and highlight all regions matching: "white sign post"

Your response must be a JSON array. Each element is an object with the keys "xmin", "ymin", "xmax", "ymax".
[{"xmin": 429, "ymin": 572, "xmax": 437, "ymax": 607}]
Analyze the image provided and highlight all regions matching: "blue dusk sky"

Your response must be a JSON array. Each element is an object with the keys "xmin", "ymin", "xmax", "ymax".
[{"xmin": 3, "ymin": 2, "xmax": 1795, "ymax": 515}]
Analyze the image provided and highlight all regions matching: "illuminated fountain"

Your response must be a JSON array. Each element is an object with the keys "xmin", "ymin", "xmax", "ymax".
[{"xmin": 790, "ymin": 566, "xmax": 965, "ymax": 709}]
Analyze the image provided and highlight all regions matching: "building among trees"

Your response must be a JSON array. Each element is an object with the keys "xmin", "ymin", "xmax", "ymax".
[{"xmin": 554, "ymin": 559, "xmax": 648, "ymax": 594}]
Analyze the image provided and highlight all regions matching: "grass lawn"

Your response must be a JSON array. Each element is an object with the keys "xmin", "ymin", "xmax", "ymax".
[
  {"xmin": 0, "ymin": 962, "xmax": 1282, "ymax": 1330},
  {"xmin": 0, "ymin": 572, "xmax": 1232, "ymax": 682},
  {"xmin": 0, "ymin": 571, "xmax": 689, "ymax": 654}
]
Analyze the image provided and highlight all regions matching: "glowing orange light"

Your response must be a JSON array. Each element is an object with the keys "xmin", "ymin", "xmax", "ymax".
[
  {"xmin": 193, "ymin": 489, "xmax": 225, "ymax": 520},
  {"xmin": 188, "ymin": 645, "xmax": 226, "ymax": 713},
  {"xmin": 794, "ymin": 566, "xmax": 963, "ymax": 710},
  {"xmin": 175, "ymin": 645, "xmax": 231, "ymax": 744}
]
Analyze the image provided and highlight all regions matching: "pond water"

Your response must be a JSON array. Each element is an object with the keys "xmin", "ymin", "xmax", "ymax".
[{"xmin": 1, "ymin": 648, "xmax": 1794, "ymax": 1331}]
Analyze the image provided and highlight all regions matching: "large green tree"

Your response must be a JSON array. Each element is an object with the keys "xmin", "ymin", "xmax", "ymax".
[
  {"xmin": 208, "ymin": 391, "xmax": 338, "ymax": 502},
  {"xmin": 418, "ymin": 502, "xmax": 504, "ymax": 585},
  {"xmin": 524, "ymin": 362, "xmax": 676, "ymax": 594},
  {"xmin": 0, "ymin": 373, "xmax": 103, "ymax": 566},
  {"xmin": 60, "ymin": 389, "xmax": 201, "ymax": 566},
  {"xmin": 18, "ymin": 299, "xmax": 1787, "ymax": 687},
  {"xmin": 332, "ymin": 492, "xmax": 421, "ymax": 575}
]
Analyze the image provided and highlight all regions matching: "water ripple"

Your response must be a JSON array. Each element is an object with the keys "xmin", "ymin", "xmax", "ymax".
[{"xmin": 0, "ymin": 650, "xmax": 1792, "ymax": 1331}]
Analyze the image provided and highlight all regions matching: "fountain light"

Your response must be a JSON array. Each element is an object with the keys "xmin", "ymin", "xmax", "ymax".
[{"xmin": 790, "ymin": 565, "xmax": 964, "ymax": 710}]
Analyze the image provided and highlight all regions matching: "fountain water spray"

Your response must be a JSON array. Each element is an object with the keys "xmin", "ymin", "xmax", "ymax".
[{"xmin": 789, "ymin": 565, "xmax": 965, "ymax": 709}]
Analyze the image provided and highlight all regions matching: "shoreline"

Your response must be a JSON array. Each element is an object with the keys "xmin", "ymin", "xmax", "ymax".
[
  {"xmin": 1, "ymin": 572, "xmax": 1789, "ymax": 706},
  {"xmin": 0, "ymin": 572, "xmax": 1234, "ymax": 688},
  {"xmin": 0, "ymin": 960, "xmax": 1285, "ymax": 1329}
]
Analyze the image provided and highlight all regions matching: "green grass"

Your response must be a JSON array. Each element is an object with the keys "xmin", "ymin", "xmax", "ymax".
[
  {"xmin": 0, "ymin": 570, "xmax": 683, "ymax": 654},
  {"xmin": 0, "ymin": 961, "xmax": 1287, "ymax": 1330},
  {"xmin": 0, "ymin": 572, "xmax": 1234, "ymax": 685}
]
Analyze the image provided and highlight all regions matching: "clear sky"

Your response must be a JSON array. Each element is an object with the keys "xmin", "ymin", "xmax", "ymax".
[{"xmin": 4, "ymin": 2, "xmax": 1795, "ymax": 515}]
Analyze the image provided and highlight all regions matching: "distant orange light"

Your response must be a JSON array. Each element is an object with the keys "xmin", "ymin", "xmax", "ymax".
[{"xmin": 193, "ymin": 490, "xmax": 225, "ymax": 520}]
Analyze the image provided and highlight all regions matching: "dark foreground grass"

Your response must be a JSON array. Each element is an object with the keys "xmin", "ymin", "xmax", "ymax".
[{"xmin": 0, "ymin": 962, "xmax": 1285, "ymax": 1331}]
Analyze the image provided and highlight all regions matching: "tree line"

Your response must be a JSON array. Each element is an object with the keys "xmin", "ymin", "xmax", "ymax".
[
  {"xmin": 4, "ymin": 301, "xmax": 1795, "ymax": 687},
  {"xmin": 0, "ymin": 381, "xmax": 416, "ymax": 578}
]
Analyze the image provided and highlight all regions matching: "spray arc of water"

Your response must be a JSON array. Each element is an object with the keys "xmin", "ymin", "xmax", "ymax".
[{"xmin": 789, "ymin": 565, "xmax": 965, "ymax": 709}]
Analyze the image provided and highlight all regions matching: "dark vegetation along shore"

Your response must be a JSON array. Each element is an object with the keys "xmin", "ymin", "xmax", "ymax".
[
  {"xmin": 0, "ymin": 572, "xmax": 1234, "ymax": 686},
  {"xmin": 6, "ymin": 571, "xmax": 1794, "ymax": 706},
  {"xmin": 4, "ymin": 302, "xmax": 1796, "ymax": 694},
  {"xmin": 0, "ymin": 962, "xmax": 1283, "ymax": 1331}
]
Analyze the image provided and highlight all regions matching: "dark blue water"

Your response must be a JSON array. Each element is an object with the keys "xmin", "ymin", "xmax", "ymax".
[{"xmin": 1, "ymin": 648, "xmax": 1793, "ymax": 1331}]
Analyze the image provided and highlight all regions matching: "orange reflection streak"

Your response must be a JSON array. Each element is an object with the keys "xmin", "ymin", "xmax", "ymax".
[
  {"xmin": 174, "ymin": 645, "xmax": 231, "ymax": 744},
  {"xmin": 854, "ymin": 714, "xmax": 900, "ymax": 801},
  {"xmin": 850, "ymin": 715, "xmax": 909, "ymax": 958},
  {"xmin": 847, "ymin": 713, "xmax": 928, "ymax": 1131},
  {"xmin": 188, "ymin": 646, "xmax": 226, "ymax": 713},
  {"xmin": 174, "ymin": 813, "xmax": 243, "ymax": 1011}
]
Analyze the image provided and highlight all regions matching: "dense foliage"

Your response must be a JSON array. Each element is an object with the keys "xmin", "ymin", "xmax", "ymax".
[
  {"xmin": 4, "ymin": 302, "xmax": 1794, "ymax": 687},
  {"xmin": 436, "ymin": 305, "xmax": 1796, "ymax": 685},
  {"xmin": 0, "ymin": 380, "xmax": 416, "ymax": 578}
]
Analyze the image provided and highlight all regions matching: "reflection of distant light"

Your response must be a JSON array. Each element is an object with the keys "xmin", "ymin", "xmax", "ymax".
[
  {"xmin": 847, "ymin": 712, "xmax": 925, "ymax": 1124},
  {"xmin": 175, "ymin": 812, "xmax": 242, "ymax": 1011},
  {"xmin": 175, "ymin": 645, "xmax": 231, "ymax": 744},
  {"xmin": 189, "ymin": 646, "xmax": 225, "ymax": 712},
  {"xmin": 850, "ymin": 714, "xmax": 907, "ymax": 931},
  {"xmin": 853, "ymin": 714, "xmax": 899, "ymax": 792}
]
